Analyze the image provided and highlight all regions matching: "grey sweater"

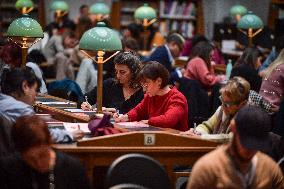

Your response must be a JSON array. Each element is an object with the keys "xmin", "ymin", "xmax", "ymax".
[{"xmin": 0, "ymin": 94, "xmax": 73, "ymax": 155}]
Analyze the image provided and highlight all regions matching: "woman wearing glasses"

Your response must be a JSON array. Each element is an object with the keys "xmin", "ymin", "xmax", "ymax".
[
  {"xmin": 182, "ymin": 77, "xmax": 250, "ymax": 135},
  {"xmin": 115, "ymin": 61, "xmax": 188, "ymax": 131}
]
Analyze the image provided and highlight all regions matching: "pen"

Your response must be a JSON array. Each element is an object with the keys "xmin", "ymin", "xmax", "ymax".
[
  {"xmin": 193, "ymin": 122, "xmax": 197, "ymax": 132},
  {"xmin": 78, "ymin": 124, "xmax": 80, "ymax": 130},
  {"xmin": 84, "ymin": 96, "xmax": 92, "ymax": 108}
]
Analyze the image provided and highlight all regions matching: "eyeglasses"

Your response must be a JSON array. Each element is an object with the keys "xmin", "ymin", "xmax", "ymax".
[
  {"xmin": 141, "ymin": 82, "xmax": 148, "ymax": 88},
  {"xmin": 219, "ymin": 96, "xmax": 239, "ymax": 108}
]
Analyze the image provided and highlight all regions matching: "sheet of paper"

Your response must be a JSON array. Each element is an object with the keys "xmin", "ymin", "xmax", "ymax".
[
  {"xmin": 37, "ymin": 101, "xmax": 76, "ymax": 105},
  {"xmin": 63, "ymin": 122, "xmax": 91, "ymax": 133},
  {"xmin": 115, "ymin": 122, "xmax": 149, "ymax": 128},
  {"xmin": 64, "ymin": 108, "xmax": 96, "ymax": 113}
]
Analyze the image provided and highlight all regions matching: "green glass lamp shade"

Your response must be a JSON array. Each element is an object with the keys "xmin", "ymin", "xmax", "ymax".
[
  {"xmin": 90, "ymin": 2, "xmax": 110, "ymax": 15},
  {"xmin": 7, "ymin": 16, "xmax": 43, "ymax": 38},
  {"xmin": 230, "ymin": 5, "xmax": 247, "ymax": 17},
  {"xmin": 237, "ymin": 12, "xmax": 263, "ymax": 30},
  {"xmin": 134, "ymin": 3, "xmax": 157, "ymax": 20},
  {"xmin": 79, "ymin": 22, "xmax": 122, "ymax": 52},
  {"xmin": 51, "ymin": 0, "xmax": 69, "ymax": 12},
  {"xmin": 15, "ymin": 0, "xmax": 34, "ymax": 10}
]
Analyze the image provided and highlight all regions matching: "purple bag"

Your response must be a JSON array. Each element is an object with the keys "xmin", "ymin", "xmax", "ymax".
[{"xmin": 88, "ymin": 114, "xmax": 123, "ymax": 136}]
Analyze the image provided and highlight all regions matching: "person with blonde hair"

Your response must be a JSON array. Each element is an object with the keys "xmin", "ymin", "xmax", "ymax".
[
  {"xmin": 260, "ymin": 49, "xmax": 284, "ymax": 112},
  {"xmin": 182, "ymin": 76, "xmax": 250, "ymax": 135}
]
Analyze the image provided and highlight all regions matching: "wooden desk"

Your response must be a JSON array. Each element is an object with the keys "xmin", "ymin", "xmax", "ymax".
[
  {"xmin": 213, "ymin": 64, "xmax": 226, "ymax": 74},
  {"xmin": 53, "ymin": 132, "xmax": 218, "ymax": 189},
  {"xmin": 174, "ymin": 56, "xmax": 188, "ymax": 68},
  {"xmin": 35, "ymin": 94, "xmax": 91, "ymax": 123}
]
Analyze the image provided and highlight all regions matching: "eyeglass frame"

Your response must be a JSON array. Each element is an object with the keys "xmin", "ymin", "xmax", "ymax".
[{"xmin": 219, "ymin": 95, "xmax": 240, "ymax": 108}]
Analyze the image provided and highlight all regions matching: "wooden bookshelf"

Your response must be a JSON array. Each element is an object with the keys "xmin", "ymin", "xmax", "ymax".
[
  {"xmin": 268, "ymin": 0, "xmax": 284, "ymax": 30},
  {"xmin": 159, "ymin": 0, "xmax": 204, "ymax": 37},
  {"xmin": 111, "ymin": 0, "xmax": 204, "ymax": 37}
]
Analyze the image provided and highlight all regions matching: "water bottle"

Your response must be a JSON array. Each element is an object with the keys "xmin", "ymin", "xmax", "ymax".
[{"xmin": 226, "ymin": 59, "xmax": 233, "ymax": 80}]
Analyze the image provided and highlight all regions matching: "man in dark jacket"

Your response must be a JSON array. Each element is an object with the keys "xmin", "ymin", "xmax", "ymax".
[{"xmin": 145, "ymin": 33, "xmax": 185, "ymax": 82}]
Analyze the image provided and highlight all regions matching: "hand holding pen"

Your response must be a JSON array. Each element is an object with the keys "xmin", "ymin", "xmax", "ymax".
[
  {"xmin": 179, "ymin": 122, "xmax": 201, "ymax": 136},
  {"xmin": 81, "ymin": 96, "xmax": 93, "ymax": 111}
]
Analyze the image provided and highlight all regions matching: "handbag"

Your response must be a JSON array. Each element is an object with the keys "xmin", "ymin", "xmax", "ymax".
[{"xmin": 88, "ymin": 114, "xmax": 123, "ymax": 136}]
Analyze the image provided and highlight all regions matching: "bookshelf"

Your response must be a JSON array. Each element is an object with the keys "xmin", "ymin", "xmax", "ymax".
[
  {"xmin": 159, "ymin": 0, "xmax": 203, "ymax": 38},
  {"xmin": 0, "ymin": 0, "xmax": 45, "ymax": 33},
  {"xmin": 119, "ymin": 0, "xmax": 159, "ymax": 28},
  {"xmin": 268, "ymin": 0, "xmax": 284, "ymax": 37},
  {"xmin": 111, "ymin": 0, "xmax": 204, "ymax": 37}
]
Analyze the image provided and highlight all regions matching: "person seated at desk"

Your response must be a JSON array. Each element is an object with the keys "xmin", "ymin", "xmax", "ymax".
[
  {"xmin": 81, "ymin": 52, "xmax": 144, "ymax": 114},
  {"xmin": 0, "ymin": 115, "xmax": 91, "ymax": 189},
  {"xmin": 115, "ymin": 61, "xmax": 188, "ymax": 131},
  {"xmin": 181, "ymin": 77, "xmax": 249, "ymax": 135},
  {"xmin": 259, "ymin": 35, "xmax": 284, "ymax": 73},
  {"xmin": 183, "ymin": 41, "xmax": 224, "ymax": 90},
  {"xmin": 144, "ymin": 33, "xmax": 185, "ymax": 82},
  {"xmin": 260, "ymin": 49, "xmax": 284, "ymax": 113},
  {"xmin": 0, "ymin": 68, "xmax": 84, "ymax": 155},
  {"xmin": 232, "ymin": 47, "xmax": 263, "ymax": 91},
  {"xmin": 187, "ymin": 105, "xmax": 284, "ymax": 189},
  {"xmin": 182, "ymin": 34, "xmax": 225, "ymax": 65}
]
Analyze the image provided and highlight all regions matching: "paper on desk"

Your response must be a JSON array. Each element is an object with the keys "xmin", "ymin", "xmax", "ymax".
[
  {"xmin": 63, "ymin": 122, "xmax": 90, "ymax": 133},
  {"xmin": 115, "ymin": 122, "xmax": 149, "ymax": 128},
  {"xmin": 64, "ymin": 108, "xmax": 96, "ymax": 113},
  {"xmin": 37, "ymin": 101, "xmax": 76, "ymax": 105}
]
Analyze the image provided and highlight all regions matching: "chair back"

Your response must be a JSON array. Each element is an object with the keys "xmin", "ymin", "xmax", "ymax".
[
  {"xmin": 48, "ymin": 79, "xmax": 84, "ymax": 102},
  {"xmin": 178, "ymin": 77, "xmax": 210, "ymax": 128},
  {"xmin": 105, "ymin": 153, "xmax": 170, "ymax": 189},
  {"xmin": 109, "ymin": 183, "xmax": 149, "ymax": 189}
]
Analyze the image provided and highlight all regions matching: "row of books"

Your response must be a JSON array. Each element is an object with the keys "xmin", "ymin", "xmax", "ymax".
[
  {"xmin": 159, "ymin": 0, "xmax": 196, "ymax": 18},
  {"xmin": 159, "ymin": 20, "xmax": 195, "ymax": 38}
]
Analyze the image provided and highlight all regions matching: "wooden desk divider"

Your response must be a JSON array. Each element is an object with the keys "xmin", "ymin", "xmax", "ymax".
[
  {"xmin": 77, "ymin": 131, "xmax": 217, "ymax": 147},
  {"xmin": 35, "ymin": 94, "xmax": 90, "ymax": 123},
  {"xmin": 54, "ymin": 132, "xmax": 218, "ymax": 189}
]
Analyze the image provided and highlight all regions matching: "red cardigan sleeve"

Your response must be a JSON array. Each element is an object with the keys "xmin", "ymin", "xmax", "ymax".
[
  {"xmin": 127, "ymin": 95, "xmax": 149, "ymax": 121},
  {"xmin": 148, "ymin": 94, "xmax": 186, "ymax": 128}
]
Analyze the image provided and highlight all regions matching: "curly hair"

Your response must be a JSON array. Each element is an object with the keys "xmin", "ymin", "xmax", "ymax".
[{"xmin": 114, "ymin": 52, "xmax": 141, "ymax": 89}]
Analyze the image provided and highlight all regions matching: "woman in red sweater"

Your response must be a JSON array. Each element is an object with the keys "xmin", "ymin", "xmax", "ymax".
[{"xmin": 115, "ymin": 61, "xmax": 188, "ymax": 131}]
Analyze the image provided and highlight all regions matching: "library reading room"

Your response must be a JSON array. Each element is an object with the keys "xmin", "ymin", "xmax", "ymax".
[{"xmin": 0, "ymin": 0, "xmax": 284, "ymax": 189}]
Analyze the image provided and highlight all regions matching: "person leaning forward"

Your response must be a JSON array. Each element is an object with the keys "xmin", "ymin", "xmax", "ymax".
[{"xmin": 187, "ymin": 104, "xmax": 284, "ymax": 189}]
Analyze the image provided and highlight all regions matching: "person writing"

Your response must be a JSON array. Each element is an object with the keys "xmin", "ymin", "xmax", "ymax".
[
  {"xmin": 115, "ymin": 61, "xmax": 188, "ymax": 131},
  {"xmin": 181, "ymin": 77, "xmax": 250, "ymax": 135},
  {"xmin": 187, "ymin": 105, "xmax": 284, "ymax": 189},
  {"xmin": 0, "ymin": 68, "xmax": 84, "ymax": 155},
  {"xmin": 80, "ymin": 52, "xmax": 144, "ymax": 114}
]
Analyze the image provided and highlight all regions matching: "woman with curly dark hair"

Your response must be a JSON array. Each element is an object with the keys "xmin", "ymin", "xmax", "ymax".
[{"xmin": 81, "ymin": 52, "xmax": 144, "ymax": 114}]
